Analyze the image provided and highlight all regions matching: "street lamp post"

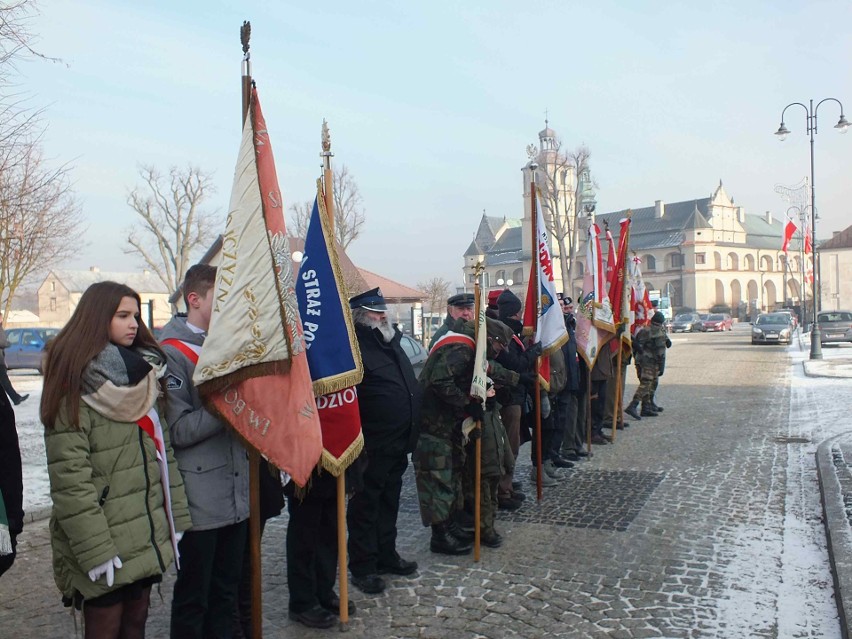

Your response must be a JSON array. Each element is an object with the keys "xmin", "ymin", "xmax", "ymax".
[{"xmin": 775, "ymin": 98, "xmax": 849, "ymax": 360}]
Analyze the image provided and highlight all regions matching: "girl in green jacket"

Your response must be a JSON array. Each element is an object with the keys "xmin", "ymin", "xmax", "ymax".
[{"xmin": 41, "ymin": 281, "xmax": 192, "ymax": 638}]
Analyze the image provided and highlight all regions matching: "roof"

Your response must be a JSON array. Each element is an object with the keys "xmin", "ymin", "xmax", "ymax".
[
  {"xmin": 821, "ymin": 224, "xmax": 852, "ymax": 249},
  {"xmin": 464, "ymin": 238, "xmax": 484, "ymax": 257},
  {"xmin": 484, "ymin": 226, "xmax": 523, "ymax": 266},
  {"xmin": 356, "ymin": 268, "xmax": 425, "ymax": 303},
  {"xmin": 48, "ymin": 269, "xmax": 169, "ymax": 294}
]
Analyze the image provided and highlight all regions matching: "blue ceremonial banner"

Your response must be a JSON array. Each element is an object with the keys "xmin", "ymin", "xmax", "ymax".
[
  {"xmin": 295, "ymin": 181, "xmax": 364, "ymax": 474},
  {"xmin": 296, "ymin": 184, "xmax": 363, "ymax": 395}
]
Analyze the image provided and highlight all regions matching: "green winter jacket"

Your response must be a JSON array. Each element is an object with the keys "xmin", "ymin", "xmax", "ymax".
[{"xmin": 45, "ymin": 402, "xmax": 192, "ymax": 601}]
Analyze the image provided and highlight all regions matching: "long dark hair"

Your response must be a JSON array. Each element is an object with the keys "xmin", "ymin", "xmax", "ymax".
[{"xmin": 40, "ymin": 281, "xmax": 165, "ymax": 429}]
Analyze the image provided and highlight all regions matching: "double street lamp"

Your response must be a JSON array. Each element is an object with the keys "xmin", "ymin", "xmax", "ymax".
[{"xmin": 775, "ymin": 98, "xmax": 849, "ymax": 360}]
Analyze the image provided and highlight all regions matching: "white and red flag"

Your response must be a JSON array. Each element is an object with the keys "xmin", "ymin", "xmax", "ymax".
[
  {"xmin": 628, "ymin": 254, "xmax": 653, "ymax": 337},
  {"xmin": 193, "ymin": 87, "xmax": 322, "ymax": 487},
  {"xmin": 781, "ymin": 214, "xmax": 797, "ymax": 254},
  {"xmin": 522, "ymin": 194, "xmax": 568, "ymax": 355},
  {"xmin": 588, "ymin": 222, "xmax": 615, "ymax": 332},
  {"xmin": 607, "ymin": 218, "xmax": 632, "ymax": 347}
]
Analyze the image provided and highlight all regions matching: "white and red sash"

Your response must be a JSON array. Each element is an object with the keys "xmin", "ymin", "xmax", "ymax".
[
  {"xmin": 429, "ymin": 331, "xmax": 475, "ymax": 355},
  {"xmin": 161, "ymin": 338, "xmax": 201, "ymax": 365}
]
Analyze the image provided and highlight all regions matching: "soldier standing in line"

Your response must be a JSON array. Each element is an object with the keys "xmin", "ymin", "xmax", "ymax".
[
  {"xmin": 414, "ymin": 317, "xmax": 518, "ymax": 555},
  {"xmin": 624, "ymin": 311, "xmax": 671, "ymax": 420},
  {"xmin": 428, "ymin": 294, "xmax": 476, "ymax": 350}
]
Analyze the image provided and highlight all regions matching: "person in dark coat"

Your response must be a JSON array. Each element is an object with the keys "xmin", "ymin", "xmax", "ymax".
[
  {"xmin": 0, "ymin": 318, "xmax": 27, "ymax": 406},
  {"xmin": 0, "ymin": 388, "xmax": 22, "ymax": 577},
  {"xmin": 346, "ymin": 288, "xmax": 421, "ymax": 596}
]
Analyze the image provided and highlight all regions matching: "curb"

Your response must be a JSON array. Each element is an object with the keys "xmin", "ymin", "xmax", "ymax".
[
  {"xmin": 25, "ymin": 505, "xmax": 52, "ymax": 524},
  {"xmin": 816, "ymin": 434, "xmax": 852, "ymax": 639}
]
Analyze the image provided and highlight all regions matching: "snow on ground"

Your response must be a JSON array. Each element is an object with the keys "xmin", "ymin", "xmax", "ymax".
[{"xmin": 11, "ymin": 370, "xmax": 50, "ymax": 516}]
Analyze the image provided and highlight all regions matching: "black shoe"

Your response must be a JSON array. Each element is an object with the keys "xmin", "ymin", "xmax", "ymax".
[
  {"xmin": 350, "ymin": 573, "xmax": 385, "ymax": 594},
  {"xmin": 640, "ymin": 407, "xmax": 658, "ymax": 417},
  {"xmin": 377, "ymin": 556, "xmax": 418, "ymax": 576},
  {"xmin": 552, "ymin": 456, "xmax": 574, "ymax": 469},
  {"xmin": 575, "ymin": 449, "xmax": 589, "ymax": 458},
  {"xmin": 13, "ymin": 394, "xmax": 28, "ymax": 406},
  {"xmin": 497, "ymin": 494, "xmax": 522, "ymax": 511},
  {"xmin": 615, "ymin": 422, "xmax": 625, "ymax": 431},
  {"xmin": 430, "ymin": 523, "xmax": 472, "ymax": 555},
  {"xmin": 289, "ymin": 606, "xmax": 336, "ymax": 629},
  {"xmin": 624, "ymin": 402, "xmax": 641, "ymax": 420},
  {"xmin": 447, "ymin": 520, "xmax": 474, "ymax": 542},
  {"xmin": 591, "ymin": 432, "xmax": 610, "ymax": 445},
  {"xmin": 452, "ymin": 509, "xmax": 475, "ymax": 532},
  {"xmin": 561, "ymin": 452, "xmax": 581, "ymax": 461},
  {"xmin": 319, "ymin": 594, "xmax": 356, "ymax": 616},
  {"xmin": 511, "ymin": 480, "xmax": 523, "ymax": 491},
  {"xmin": 481, "ymin": 531, "xmax": 503, "ymax": 548},
  {"xmin": 650, "ymin": 401, "xmax": 664, "ymax": 412},
  {"xmin": 510, "ymin": 489, "xmax": 526, "ymax": 501}
]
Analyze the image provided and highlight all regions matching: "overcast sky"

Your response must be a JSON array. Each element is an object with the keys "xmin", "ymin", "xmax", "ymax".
[{"xmin": 20, "ymin": 0, "xmax": 852, "ymax": 292}]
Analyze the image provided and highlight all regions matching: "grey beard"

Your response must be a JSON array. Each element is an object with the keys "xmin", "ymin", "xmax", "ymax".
[{"xmin": 355, "ymin": 310, "xmax": 395, "ymax": 343}]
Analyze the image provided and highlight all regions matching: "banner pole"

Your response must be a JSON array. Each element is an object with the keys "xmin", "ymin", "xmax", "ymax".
[
  {"xmin": 320, "ymin": 122, "xmax": 350, "ymax": 627},
  {"xmin": 610, "ymin": 344, "xmax": 622, "ymax": 442},
  {"xmin": 473, "ymin": 266, "xmax": 483, "ymax": 562},
  {"xmin": 530, "ymin": 181, "xmax": 543, "ymax": 502},
  {"xmin": 239, "ymin": 21, "xmax": 263, "ymax": 639}
]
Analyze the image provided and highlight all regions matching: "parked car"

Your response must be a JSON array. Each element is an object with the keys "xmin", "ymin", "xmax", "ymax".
[
  {"xmin": 399, "ymin": 334, "xmax": 428, "ymax": 378},
  {"xmin": 751, "ymin": 313, "xmax": 793, "ymax": 345},
  {"xmin": 671, "ymin": 313, "xmax": 705, "ymax": 333},
  {"xmin": 703, "ymin": 313, "xmax": 732, "ymax": 332},
  {"xmin": 5, "ymin": 327, "xmax": 60, "ymax": 373},
  {"xmin": 817, "ymin": 310, "xmax": 852, "ymax": 345}
]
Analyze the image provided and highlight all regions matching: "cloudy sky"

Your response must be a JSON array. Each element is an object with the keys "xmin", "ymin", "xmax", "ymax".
[{"xmin": 20, "ymin": 0, "xmax": 852, "ymax": 291}]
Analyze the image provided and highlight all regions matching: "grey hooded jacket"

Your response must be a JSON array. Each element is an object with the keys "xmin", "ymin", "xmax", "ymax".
[{"xmin": 160, "ymin": 316, "xmax": 249, "ymax": 531}]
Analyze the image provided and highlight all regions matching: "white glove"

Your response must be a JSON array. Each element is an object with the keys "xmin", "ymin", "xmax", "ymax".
[
  {"xmin": 280, "ymin": 471, "xmax": 291, "ymax": 487},
  {"xmin": 88, "ymin": 556, "xmax": 122, "ymax": 587},
  {"xmin": 175, "ymin": 531, "xmax": 184, "ymax": 544}
]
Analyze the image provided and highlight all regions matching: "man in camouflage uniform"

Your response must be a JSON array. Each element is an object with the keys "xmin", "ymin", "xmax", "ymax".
[
  {"xmin": 428, "ymin": 293, "xmax": 476, "ymax": 350},
  {"xmin": 414, "ymin": 316, "xmax": 518, "ymax": 555},
  {"xmin": 625, "ymin": 311, "xmax": 671, "ymax": 420}
]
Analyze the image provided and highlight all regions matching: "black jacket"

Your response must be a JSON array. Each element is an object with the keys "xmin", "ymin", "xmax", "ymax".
[
  {"xmin": 355, "ymin": 324, "xmax": 422, "ymax": 456},
  {"xmin": 560, "ymin": 313, "xmax": 580, "ymax": 394},
  {"xmin": 495, "ymin": 317, "xmax": 533, "ymax": 407},
  {"xmin": 0, "ymin": 393, "xmax": 22, "ymax": 538}
]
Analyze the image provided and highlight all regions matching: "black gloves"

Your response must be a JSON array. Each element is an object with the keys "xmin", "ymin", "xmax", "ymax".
[
  {"xmin": 526, "ymin": 341, "xmax": 543, "ymax": 357},
  {"xmin": 466, "ymin": 400, "xmax": 484, "ymax": 422},
  {"xmin": 469, "ymin": 425, "xmax": 482, "ymax": 440},
  {"xmin": 518, "ymin": 371, "xmax": 537, "ymax": 387},
  {"xmin": 665, "ymin": 337, "xmax": 672, "ymax": 348}
]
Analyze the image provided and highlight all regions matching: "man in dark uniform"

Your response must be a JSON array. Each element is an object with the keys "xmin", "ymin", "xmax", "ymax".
[
  {"xmin": 428, "ymin": 293, "xmax": 476, "ymax": 350},
  {"xmin": 347, "ymin": 288, "xmax": 421, "ymax": 595},
  {"xmin": 625, "ymin": 311, "xmax": 670, "ymax": 420}
]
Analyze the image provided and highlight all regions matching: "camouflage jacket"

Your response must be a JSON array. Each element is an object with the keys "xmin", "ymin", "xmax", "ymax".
[{"xmin": 633, "ymin": 323, "xmax": 668, "ymax": 367}]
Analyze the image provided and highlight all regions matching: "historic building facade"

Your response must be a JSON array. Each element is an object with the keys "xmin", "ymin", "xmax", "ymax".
[{"xmin": 464, "ymin": 123, "xmax": 808, "ymax": 319}]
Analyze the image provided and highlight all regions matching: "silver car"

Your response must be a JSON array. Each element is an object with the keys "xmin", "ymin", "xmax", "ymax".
[{"xmin": 818, "ymin": 310, "xmax": 852, "ymax": 345}]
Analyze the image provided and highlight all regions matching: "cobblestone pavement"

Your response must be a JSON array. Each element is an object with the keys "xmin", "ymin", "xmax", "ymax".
[{"xmin": 0, "ymin": 326, "xmax": 845, "ymax": 638}]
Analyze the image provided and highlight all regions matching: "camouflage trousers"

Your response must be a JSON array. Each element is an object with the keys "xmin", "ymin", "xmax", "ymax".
[
  {"xmin": 413, "ymin": 432, "xmax": 465, "ymax": 526},
  {"xmin": 631, "ymin": 363, "xmax": 659, "ymax": 404}
]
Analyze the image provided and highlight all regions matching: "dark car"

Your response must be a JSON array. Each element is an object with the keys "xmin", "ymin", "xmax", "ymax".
[
  {"xmin": 751, "ymin": 313, "xmax": 793, "ymax": 345},
  {"xmin": 671, "ymin": 313, "xmax": 704, "ymax": 333},
  {"xmin": 5, "ymin": 327, "xmax": 60, "ymax": 373},
  {"xmin": 399, "ymin": 334, "xmax": 427, "ymax": 378},
  {"xmin": 818, "ymin": 310, "xmax": 852, "ymax": 345}
]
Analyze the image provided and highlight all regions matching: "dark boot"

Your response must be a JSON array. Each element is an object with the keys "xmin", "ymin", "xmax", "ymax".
[
  {"xmin": 447, "ymin": 520, "xmax": 474, "ymax": 543},
  {"xmin": 640, "ymin": 402, "xmax": 658, "ymax": 417},
  {"xmin": 430, "ymin": 522, "xmax": 472, "ymax": 555},
  {"xmin": 650, "ymin": 396, "xmax": 664, "ymax": 412},
  {"xmin": 625, "ymin": 401, "xmax": 642, "ymax": 420}
]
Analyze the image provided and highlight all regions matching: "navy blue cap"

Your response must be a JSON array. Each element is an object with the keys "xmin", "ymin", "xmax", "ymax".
[
  {"xmin": 447, "ymin": 293, "xmax": 475, "ymax": 307},
  {"xmin": 349, "ymin": 287, "xmax": 388, "ymax": 312}
]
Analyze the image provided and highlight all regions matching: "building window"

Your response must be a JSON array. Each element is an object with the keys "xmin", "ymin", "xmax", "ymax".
[
  {"xmin": 512, "ymin": 267, "xmax": 523, "ymax": 284},
  {"xmin": 671, "ymin": 253, "xmax": 684, "ymax": 268},
  {"xmin": 50, "ymin": 281, "xmax": 56, "ymax": 292},
  {"xmin": 695, "ymin": 253, "xmax": 706, "ymax": 265},
  {"xmin": 50, "ymin": 298, "xmax": 56, "ymax": 311},
  {"xmin": 468, "ymin": 274, "xmax": 476, "ymax": 284}
]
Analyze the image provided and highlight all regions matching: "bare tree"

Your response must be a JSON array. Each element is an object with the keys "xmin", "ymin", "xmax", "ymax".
[
  {"xmin": 0, "ymin": 1, "xmax": 61, "ymax": 75},
  {"xmin": 287, "ymin": 200, "xmax": 312, "ymax": 240},
  {"xmin": 417, "ymin": 277, "xmax": 451, "ymax": 315},
  {"xmin": 0, "ymin": 141, "xmax": 83, "ymax": 319},
  {"xmin": 332, "ymin": 164, "xmax": 365, "ymax": 250},
  {"xmin": 126, "ymin": 165, "xmax": 220, "ymax": 293},
  {"xmin": 535, "ymin": 141, "xmax": 591, "ymax": 295}
]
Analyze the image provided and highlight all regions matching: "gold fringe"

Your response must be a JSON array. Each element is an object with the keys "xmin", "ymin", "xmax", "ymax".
[
  {"xmin": 312, "ymin": 371, "xmax": 363, "ymax": 398},
  {"xmin": 318, "ymin": 433, "xmax": 365, "ymax": 478},
  {"xmin": 541, "ymin": 331, "xmax": 570, "ymax": 356}
]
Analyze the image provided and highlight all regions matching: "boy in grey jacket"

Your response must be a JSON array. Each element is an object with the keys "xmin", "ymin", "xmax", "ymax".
[{"xmin": 161, "ymin": 264, "xmax": 250, "ymax": 639}]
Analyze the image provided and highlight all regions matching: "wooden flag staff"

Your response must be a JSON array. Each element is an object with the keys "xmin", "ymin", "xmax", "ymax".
[
  {"xmin": 239, "ymin": 21, "xmax": 264, "ymax": 639},
  {"xmin": 320, "ymin": 120, "xmax": 352, "ymax": 629}
]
